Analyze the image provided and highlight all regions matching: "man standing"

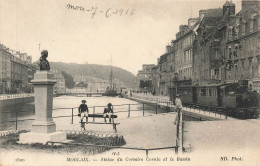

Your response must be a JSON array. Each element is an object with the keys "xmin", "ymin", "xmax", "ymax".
[
  {"xmin": 175, "ymin": 94, "xmax": 182, "ymax": 113},
  {"xmin": 78, "ymin": 100, "xmax": 89, "ymax": 124}
]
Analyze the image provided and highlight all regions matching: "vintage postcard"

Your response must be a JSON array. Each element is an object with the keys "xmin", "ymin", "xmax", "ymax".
[{"xmin": 0, "ymin": 0, "xmax": 260, "ymax": 165}]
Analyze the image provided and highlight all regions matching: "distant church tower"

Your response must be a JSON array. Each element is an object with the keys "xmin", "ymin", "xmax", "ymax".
[{"xmin": 223, "ymin": 0, "xmax": 236, "ymax": 16}]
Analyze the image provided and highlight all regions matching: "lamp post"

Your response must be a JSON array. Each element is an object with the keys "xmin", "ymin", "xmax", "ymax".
[{"xmin": 173, "ymin": 72, "xmax": 179, "ymax": 96}]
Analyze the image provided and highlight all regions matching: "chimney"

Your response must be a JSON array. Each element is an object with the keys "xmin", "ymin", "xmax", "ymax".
[
  {"xmin": 223, "ymin": 0, "xmax": 235, "ymax": 16},
  {"xmin": 199, "ymin": 10, "xmax": 207, "ymax": 20},
  {"xmin": 188, "ymin": 18, "xmax": 199, "ymax": 27},
  {"xmin": 166, "ymin": 45, "xmax": 171, "ymax": 53},
  {"xmin": 179, "ymin": 25, "xmax": 189, "ymax": 32}
]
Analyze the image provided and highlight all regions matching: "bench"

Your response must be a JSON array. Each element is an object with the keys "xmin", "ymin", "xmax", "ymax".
[{"xmin": 79, "ymin": 114, "xmax": 119, "ymax": 132}]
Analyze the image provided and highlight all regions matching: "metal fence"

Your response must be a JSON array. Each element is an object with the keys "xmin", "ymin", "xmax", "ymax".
[
  {"xmin": 0, "ymin": 102, "xmax": 181, "ymax": 156},
  {"xmin": 47, "ymin": 141, "xmax": 179, "ymax": 156}
]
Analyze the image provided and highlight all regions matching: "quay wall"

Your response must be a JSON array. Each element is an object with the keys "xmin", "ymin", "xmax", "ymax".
[
  {"xmin": 123, "ymin": 95, "xmax": 220, "ymax": 121},
  {"xmin": 0, "ymin": 96, "xmax": 34, "ymax": 107}
]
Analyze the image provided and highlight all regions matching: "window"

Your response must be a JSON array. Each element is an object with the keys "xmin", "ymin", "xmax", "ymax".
[
  {"xmin": 201, "ymin": 89, "xmax": 206, "ymax": 96},
  {"xmin": 242, "ymin": 22, "xmax": 246, "ymax": 35},
  {"xmin": 234, "ymin": 63, "xmax": 238, "ymax": 78},
  {"xmin": 228, "ymin": 28, "xmax": 232, "ymax": 40},
  {"xmin": 209, "ymin": 89, "xmax": 212, "ymax": 96},
  {"xmin": 249, "ymin": 59, "xmax": 253, "ymax": 76},
  {"xmin": 250, "ymin": 19, "xmax": 254, "ymax": 32}
]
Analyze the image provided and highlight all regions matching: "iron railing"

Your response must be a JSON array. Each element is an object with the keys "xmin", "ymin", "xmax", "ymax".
[
  {"xmin": 0, "ymin": 103, "xmax": 168, "ymax": 131},
  {"xmin": 0, "ymin": 93, "xmax": 33, "ymax": 100},
  {"xmin": 46, "ymin": 141, "xmax": 179, "ymax": 157}
]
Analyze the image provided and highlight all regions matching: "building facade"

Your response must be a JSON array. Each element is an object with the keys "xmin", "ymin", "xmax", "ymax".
[
  {"xmin": 52, "ymin": 70, "xmax": 66, "ymax": 93},
  {"xmin": 0, "ymin": 44, "xmax": 11, "ymax": 93},
  {"xmin": 0, "ymin": 43, "xmax": 35, "ymax": 94},
  {"xmin": 173, "ymin": 18, "xmax": 200, "ymax": 86},
  {"xmin": 135, "ymin": 64, "xmax": 155, "ymax": 91},
  {"xmin": 193, "ymin": 8, "xmax": 224, "ymax": 85},
  {"xmin": 219, "ymin": 0, "xmax": 260, "ymax": 92},
  {"xmin": 138, "ymin": 0, "xmax": 260, "ymax": 95}
]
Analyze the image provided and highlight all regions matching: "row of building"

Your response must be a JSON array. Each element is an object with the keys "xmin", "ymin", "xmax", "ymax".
[
  {"xmin": 136, "ymin": 0, "xmax": 260, "ymax": 95},
  {"xmin": 71, "ymin": 75, "xmax": 126, "ymax": 93},
  {"xmin": 0, "ymin": 43, "xmax": 37, "ymax": 94}
]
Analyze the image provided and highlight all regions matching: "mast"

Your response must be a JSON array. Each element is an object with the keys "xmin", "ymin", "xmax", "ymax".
[{"xmin": 109, "ymin": 55, "xmax": 114, "ymax": 90}]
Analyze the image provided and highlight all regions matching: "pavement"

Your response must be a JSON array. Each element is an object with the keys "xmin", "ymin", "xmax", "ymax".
[
  {"xmin": 54, "ymin": 112, "xmax": 177, "ymax": 149},
  {"xmin": 183, "ymin": 119, "xmax": 260, "ymax": 152},
  {"xmin": 0, "ymin": 111, "xmax": 178, "ymax": 166}
]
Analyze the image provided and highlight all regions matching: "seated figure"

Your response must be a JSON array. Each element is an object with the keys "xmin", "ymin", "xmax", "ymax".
[{"xmin": 103, "ymin": 103, "xmax": 113, "ymax": 123}]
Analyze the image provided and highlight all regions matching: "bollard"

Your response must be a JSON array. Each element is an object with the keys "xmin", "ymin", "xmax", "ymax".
[
  {"xmin": 128, "ymin": 104, "xmax": 130, "ymax": 117},
  {"xmin": 93, "ymin": 107, "xmax": 95, "ymax": 122},
  {"xmin": 143, "ymin": 103, "xmax": 144, "ymax": 116},
  {"xmin": 156, "ymin": 103, "xmax": 158, "ymax": 114},
  {"xmin": 146, "ymin": 149, "xmax": 149, "ymax": 157},
  {"xmin": 175, "ymin": 146, "xmax": 178, "ymax": 154},
  {"xmin": 71, "ymin": 108, "xmax": 74, "ymax": 124},
  {"xmin": 15, "ymin": 111, "xmax": 18, "ymax": 130}
]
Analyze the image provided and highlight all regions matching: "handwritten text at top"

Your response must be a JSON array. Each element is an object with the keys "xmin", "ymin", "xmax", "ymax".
[{"xmin": 66, "ymin": 4, "xmax": 136, "ymax": 18}]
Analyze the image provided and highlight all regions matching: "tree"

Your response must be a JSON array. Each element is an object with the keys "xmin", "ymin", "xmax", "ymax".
[
  {"xmin": 139, "ymin": 80, "xmax": 152, "ymax": 89},
  {"xmin": 61, "ymin": 71, "xmax": 75, "ymax": 89}
]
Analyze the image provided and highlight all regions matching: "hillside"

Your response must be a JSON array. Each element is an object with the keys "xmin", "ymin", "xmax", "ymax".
[{"xmin": 49, "ymin": 62, "xmax": 136, "ymax": 88}]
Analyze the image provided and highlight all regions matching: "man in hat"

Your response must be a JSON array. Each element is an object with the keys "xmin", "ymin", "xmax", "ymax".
[
  {"xmin": 175, "ymin": 94, "xmax": 182, "ymax": 113},
  {"xmin": 78, "ymin": 100, "xmax": 89, "ymax": 125},
  {"xmin": 103, "ymin": 103, "xmax": 113, "ymax": 123},
  {"xmin": 37, "ymin": 50, "xmax": 50, "ymax": 71}
]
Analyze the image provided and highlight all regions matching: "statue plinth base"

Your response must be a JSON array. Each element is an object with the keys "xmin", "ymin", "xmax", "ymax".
[
  {"xmin": 19, "ymin": 71, "xmax": 67, "ymax": 144},
  {"xmin": 18, "ymin": 132, "xmax": 66, "ymax": 144}
]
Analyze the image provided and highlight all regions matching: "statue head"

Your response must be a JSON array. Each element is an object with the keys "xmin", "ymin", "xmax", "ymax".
[
  {"xmin": 38, "ymin": 50, "xmax": 50, "ymax": 70},
  {"xmin": 41, "ymin": 50, "xmax": 48, "ymax": 59}
]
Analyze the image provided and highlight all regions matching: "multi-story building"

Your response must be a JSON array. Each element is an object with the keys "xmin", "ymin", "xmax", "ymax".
[
  {"xmin": 135, "ymin": 64, "xmax": 155, "ymax": 91},
  {"xmin": 11, "ymin": 51, "xmax": 28, "ymax": 92},
  {"xmin": 218, "ymin": 0, "xmax": 260, "ymax": 93},
  {"xmin": 52, "ymin": 70, "xmax": 66, "ymax": 93},
  {"xmin": 73, "ymin": 75, "xmax": 110, "ymax": 92},
  {"xmin": 151, "ymin": 65, "xmax": 160, "ymax": 94},
  {"xmin": 193, "ymin": 8, "xmax": 224, "ymax": 85},
  {"xmin": 173, "ymin": 17, "xmax": 200, "ymax": 86},
  {"xmin": 0, "ymin": 44, "xmax": 12, "ymax": 93},
  {"xmin": 0, "ymin": 43, "xmax": 36, "ymax": 94},
  {"xmin": 157, "ymin": 45, "xmax": 175, "ymax": 94},
  {"xmin": 138, "ymin": 0, "xmax": 260, "ymax": 95}
]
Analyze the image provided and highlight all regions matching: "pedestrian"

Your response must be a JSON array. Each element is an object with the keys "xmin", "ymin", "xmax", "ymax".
[
  {"xmin": 103, "ymin": 103, "xmax": 113, "ymax": 123},
  {"xmin": 78, "ymin": 100, "xmax": 89, "ymax": 124},
  {"xmin": 175, "ymin": 94, "xmax": 182, "ymax": 114}
]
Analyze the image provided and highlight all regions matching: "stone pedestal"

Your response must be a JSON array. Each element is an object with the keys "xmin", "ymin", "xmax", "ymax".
[{"xmin": 19, "ymin": 71, "xmax": 67, "ymax": 144}]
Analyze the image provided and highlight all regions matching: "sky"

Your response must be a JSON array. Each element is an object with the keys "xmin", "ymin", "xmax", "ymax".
[{"xmin": 0, "ymin": 0, "xmax": 241, "ymax": 75}]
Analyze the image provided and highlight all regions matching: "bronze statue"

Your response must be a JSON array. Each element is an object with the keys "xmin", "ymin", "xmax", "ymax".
[{"xmin": 37, "ymin": 50, "xmax": 50, "ymax": 70}]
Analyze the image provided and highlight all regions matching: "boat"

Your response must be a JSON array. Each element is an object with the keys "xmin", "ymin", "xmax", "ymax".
[{"xmin": 104, "ymin": 56, "xmax": 119, "ymax": 97}]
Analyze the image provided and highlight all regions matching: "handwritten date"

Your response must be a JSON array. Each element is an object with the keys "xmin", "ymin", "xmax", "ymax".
[{"xmin": 66, "ymin": 4, "xmax": 136, "ymax": 18}]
